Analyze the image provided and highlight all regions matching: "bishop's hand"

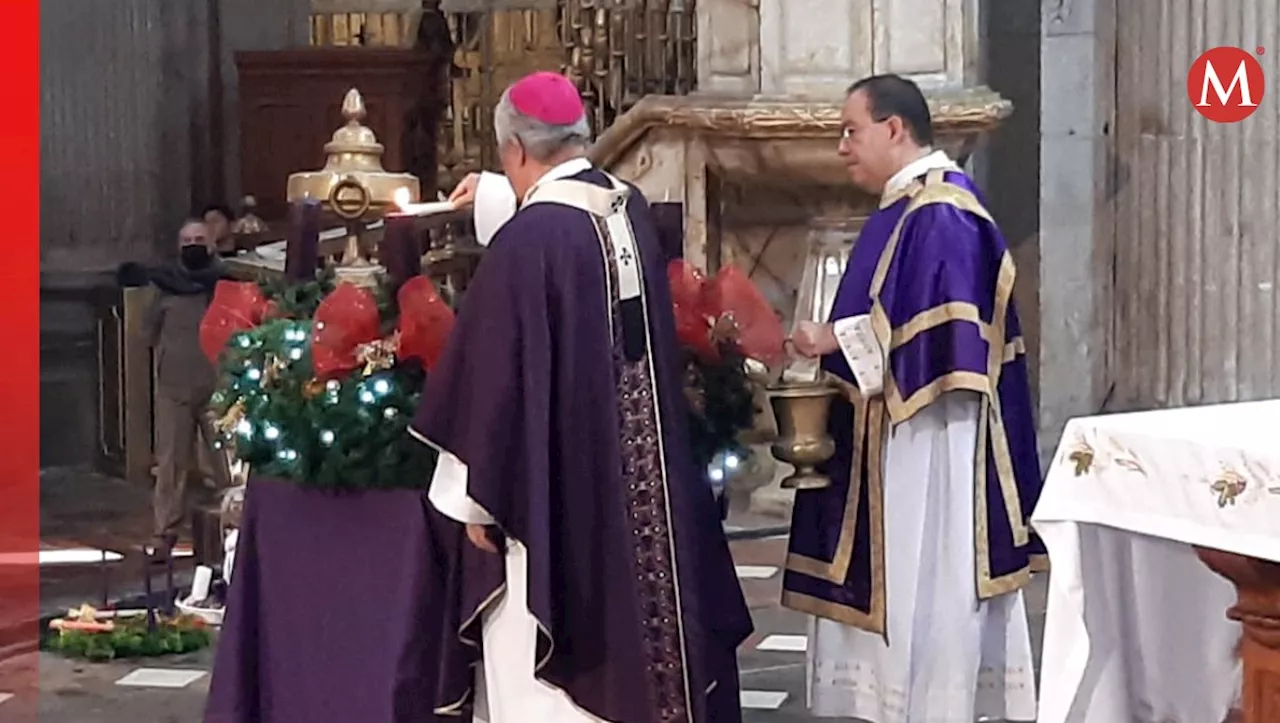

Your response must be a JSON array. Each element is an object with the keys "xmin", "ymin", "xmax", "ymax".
[
  {"xmin": 448, "ymin": 173, "xmax": 482, "ymax": 209},
  {"xmin": 466, "ymin": 523, "xmax": 500, "ymax": 554},
  {"xmin": 790, "ymin": 321, "xmax": 839, "ymax": 358}
]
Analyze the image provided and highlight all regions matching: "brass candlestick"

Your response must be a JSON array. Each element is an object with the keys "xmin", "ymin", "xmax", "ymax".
[{"xmin": 767, "ymin": 380, "xmax": 840, "ymax": 489}]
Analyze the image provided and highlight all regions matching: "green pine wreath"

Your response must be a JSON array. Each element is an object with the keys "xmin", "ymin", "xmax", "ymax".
[
  {"xmin": 43, "ymin": 615, "xmax": 213, "ymax": 662},
  {"xmin": 208, "ymin": 270, "xmax": 757, "ymax": 492}
]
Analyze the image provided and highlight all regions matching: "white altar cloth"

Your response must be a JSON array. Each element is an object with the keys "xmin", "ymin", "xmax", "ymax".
[{"xmin": 1031, "ymin": 400, "xmax": 1280, "ymax": 723}]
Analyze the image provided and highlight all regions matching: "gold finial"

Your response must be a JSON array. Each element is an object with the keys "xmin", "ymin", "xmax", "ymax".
[
  {"xmin": 326, "ymin": 89, "xmax": 381, "ymax": 156},
  {"xmin": 341, "ymin": 88, "xmax": 366, "ymax": 125}
]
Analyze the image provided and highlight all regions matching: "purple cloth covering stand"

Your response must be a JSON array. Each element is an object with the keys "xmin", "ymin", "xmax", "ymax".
[{"xmin": 204, "ymin": 478, "xmax": 467, "ymax": 723}]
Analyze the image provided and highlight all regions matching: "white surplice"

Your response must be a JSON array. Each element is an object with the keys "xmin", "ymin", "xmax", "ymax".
[
  {"xmin": 426, "ymin": 156, "xmax": 612, "ymax": 723},
  {"xmin": 805, "ymin": 150, "xmax": 1038, "ymax": 723}
]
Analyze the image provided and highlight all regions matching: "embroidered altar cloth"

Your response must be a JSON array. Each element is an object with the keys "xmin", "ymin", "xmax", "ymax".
[{"xmin": 1031, "ymin": 400, "xmax": 1280, "ymax": 723}]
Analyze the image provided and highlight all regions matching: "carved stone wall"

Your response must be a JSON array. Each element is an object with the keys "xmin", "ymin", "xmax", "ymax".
[
  {"xmin": 699, "ymin": 0, "xmax": 980, "ymax": 98},
  {"xmin": 1040, "ymin": 0, "xmax": 1280, "ymax": 459},
  {"xmin": 1109, "ymin": 2, "xmax": 1280, "ymax": 411}
]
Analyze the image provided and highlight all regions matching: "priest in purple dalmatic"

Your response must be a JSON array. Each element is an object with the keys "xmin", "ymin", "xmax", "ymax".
[
  {"xmin": 408, "ymin": 71, "xmax": 752, "ymax": 723},
  {"xmin": 787, "ymin": 74, "xmax": 1046, "ymax": 723}
]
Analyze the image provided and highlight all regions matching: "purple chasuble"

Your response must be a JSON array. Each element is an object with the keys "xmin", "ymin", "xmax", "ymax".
[
  {"xmin": 410, "ymin": 168, "xmax": 752, "ymax": 723},
  {"xmin": 782, "ymin": 168, "xmax": 1047, "ymax": 638}
]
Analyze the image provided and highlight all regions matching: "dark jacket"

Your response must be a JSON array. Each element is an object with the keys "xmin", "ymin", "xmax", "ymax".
[{"xmin": 129, "ymin": 262, "xmax": 226, "ymax": 402}]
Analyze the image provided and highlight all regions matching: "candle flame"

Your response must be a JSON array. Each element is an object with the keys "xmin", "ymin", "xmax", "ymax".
[{"xmin": 394, "ymin": 187, "xmax": 412, "ymax": 210}]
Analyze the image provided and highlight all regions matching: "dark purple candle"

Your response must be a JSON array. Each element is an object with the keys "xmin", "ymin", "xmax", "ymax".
[
  {"xmin": 285, "ymin": 199, "xmax": 321, "ymax": 281},
  {"xmin": 650, "ymin": 202, "xmax": 684, "ymax": 262},
  {"xmin": 380, "ymin": 213, "xmax": 422, "ymax": 289}
]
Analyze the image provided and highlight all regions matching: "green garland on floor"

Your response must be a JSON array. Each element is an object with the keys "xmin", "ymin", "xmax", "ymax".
[
  {"xmin": 43, "ymin": 617, "xmax": 213, "ymax": 662},
  {"xmin": 209, "ymin": 270, "xmax": 758, "ymax": 492}
]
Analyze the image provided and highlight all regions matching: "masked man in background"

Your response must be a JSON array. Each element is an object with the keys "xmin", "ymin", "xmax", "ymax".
[{"xmin": 130, "ymin": 218, "xmax": 231, "ymax": 553}]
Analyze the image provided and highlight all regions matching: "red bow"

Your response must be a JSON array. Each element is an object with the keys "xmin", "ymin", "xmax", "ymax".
[
  {"xmin": 311, "ymin": 284, "xmax": 383, "ymax": 382},
  {"xmin": 703, "ymin": 265, "xmax": 787, "ymax": 368},
  {"xmin": 199, "ymin": 281, "xmax": 272, "ymax": 364},
  {"xmin": 396, "ymin": 276, "xmax": 455, "ymax": 369},
  {"xmin": 310, "ymin": 277, "xmax": 457, "ymax": 381},
  {"xmin": 668, "ymin": 261, "xmax": 719, "ymax": 361},
  {"xmin": 666, "ymin": 260, "xmax": 786, "ymax": 367}
]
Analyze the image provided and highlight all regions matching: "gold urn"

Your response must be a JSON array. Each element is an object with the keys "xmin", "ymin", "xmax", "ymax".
[
  {"xmin": 286, "ymin": 88, "xmax": 421, "ymax": 285},
  {"xmin": 286, "ymin": 88, "xmax": 420, "ymax": 219},
  {"xmin": 767, "ymin": 380, "xmax": 840, "ymax": 489}
]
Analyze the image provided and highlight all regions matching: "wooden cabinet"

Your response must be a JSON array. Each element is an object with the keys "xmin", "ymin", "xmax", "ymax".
[
  {"xmin": 235, "ymin": 48, "xmax": 447, "ymax": 220},
  {"xmin": 91, "ymin": 284, "xmax": 157, "ymax": 484}
]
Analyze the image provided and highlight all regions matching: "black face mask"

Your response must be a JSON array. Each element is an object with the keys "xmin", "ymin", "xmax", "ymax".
[{"xmin": 180, "ymin": 245, "xmax": 212, "ymax": 270}]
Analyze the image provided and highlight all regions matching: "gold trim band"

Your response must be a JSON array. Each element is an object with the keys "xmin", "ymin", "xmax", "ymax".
[{"xmin": 784, "ymin": 397, "xmax": 888, "ymax": 639}]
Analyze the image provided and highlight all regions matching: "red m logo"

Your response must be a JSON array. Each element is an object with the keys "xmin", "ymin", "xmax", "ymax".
[{"xmin": 1187, "ymin": 47, "xmax": 1266, "ymax": 123}]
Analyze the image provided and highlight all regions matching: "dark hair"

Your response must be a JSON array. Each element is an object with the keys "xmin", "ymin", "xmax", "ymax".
[
  {"xmin": 201, "ymin": 203, "xmax": 234, "ymax": 221},
  {"xmin": 847, "ymin": 74, "xmax": 934, "ymax": 147}
]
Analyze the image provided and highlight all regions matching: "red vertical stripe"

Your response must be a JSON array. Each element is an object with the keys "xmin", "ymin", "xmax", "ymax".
[{"xmin": 0, "ymin": 0, "xmax": 42, "ymax": 707}]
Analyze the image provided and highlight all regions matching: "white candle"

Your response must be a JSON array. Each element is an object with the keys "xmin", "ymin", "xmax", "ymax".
[
  {"xmin": 191, "ymin": 565, "xmax": 214, "ymax": 601},
  {"xmin": 394, "ymin": 186, "xmax": 455, "ymax": 217},
  {"xmin": 223, "ymin": 529, "xmax": 239, "ymax": 586}
]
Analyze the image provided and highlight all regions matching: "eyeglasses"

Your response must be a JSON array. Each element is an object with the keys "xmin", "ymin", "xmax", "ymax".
[{"xmin": 839, "ymin": 117, "xmax": 893, "ymax": 145}]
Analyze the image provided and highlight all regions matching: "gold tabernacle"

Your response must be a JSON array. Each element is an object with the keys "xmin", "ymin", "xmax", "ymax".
[{"xmin": 768, "ymin": 380, "xmax": 841, "ymax": 490}]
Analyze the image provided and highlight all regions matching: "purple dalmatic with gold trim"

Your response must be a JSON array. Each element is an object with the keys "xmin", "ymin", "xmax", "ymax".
[
  {"xmin": 409, "ymin": 167, "xmax": 752, "ymax": 723},
  {"xmin": 782, "ymin": 167, "xmax": 1046, "ymax": 634}
]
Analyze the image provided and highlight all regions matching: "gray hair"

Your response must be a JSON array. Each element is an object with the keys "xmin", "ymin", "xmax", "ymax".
[{"xmin": 493, "ymin": 87, "xmax": 592, "ymax": 162}]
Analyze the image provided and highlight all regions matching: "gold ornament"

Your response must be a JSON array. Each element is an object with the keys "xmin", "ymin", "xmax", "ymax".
[
  {"xmin": 261, "ymin": 355, "xmax": 289, "ymax": 386},
  {"xmin": 1067, "ymin": 445, "xmax": 1094, "ymax": 477},
  {"xmin": 214, "ymin": 400, "xmax": 247, "ymax": 436},
  {"xmin": 1211, "ymin": 470, "xmax": 1248, "ymax": 508},
  {"xmin": 356, "ymin": 333, "xmax": 400, "ymax": 376},
  {"xmin": 303, "ymin": 378, "xmax": 328, "ymax": 399},
  {"xmin": 710, "ymin": 313, "xmax": 740, "ymax": 346}
]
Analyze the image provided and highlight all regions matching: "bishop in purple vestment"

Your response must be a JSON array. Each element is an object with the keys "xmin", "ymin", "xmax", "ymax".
[
  {"xmin": 786, "ymin": 75, "xmax": 1045, "ymax": 722},
  {"xmin": 409, "ymin": 72, "xmax": 752, "ymax": 723}
]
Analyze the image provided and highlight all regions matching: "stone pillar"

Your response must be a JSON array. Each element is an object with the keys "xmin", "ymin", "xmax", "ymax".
[
  {"xmin": 1037, "ymin": 0, "xmax": 1114, "ymax": 463},
  {"xmin": 976, "ymin": 0, "xmax": 1041, "ymax": 408}
]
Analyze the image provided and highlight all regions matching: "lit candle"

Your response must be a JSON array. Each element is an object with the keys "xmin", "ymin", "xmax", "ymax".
[
  {"xmin": 286, "ymin": 198, "xmax": 321, "ymax": 281},
  {"xmin": 393, "ymin": 186, "xmax": 455, "ymax": 217},
  {"xmin": 381, "ymin": 213, "xmax": 421, "ymax": 289}
]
